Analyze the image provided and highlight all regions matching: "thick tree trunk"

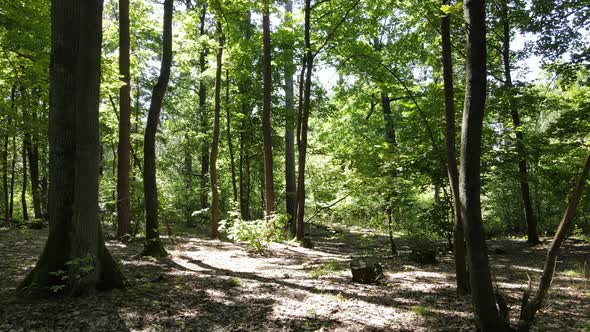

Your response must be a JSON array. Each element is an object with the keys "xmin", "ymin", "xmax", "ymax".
[
  {"xmin": 210, "ymin": 21, "xmax": 224, "ymax": 239},
  {"xmin": 262, "ymin": 0, "xmax": 275, "ymax": 220},
  {"xmin": 143, "ymin": 0, "xmax": 173, "ymax": 257},
  {"xmin": 116, "ymin": 0, "xmax": 131, "ymax": 240},
  {"xmin": 441, "ymin": 0, "xmax": 469, "ymax": 295},
  {"xmin": 460, "ymin": 0, "xmax": 509, "ymax": 330},
  {"xmin": 284, "ymin": 0, "xmax": 297, "ymax": 237},
  {"xmin": 21, "ymin": 140, "xmax": 28, "ymax": 221},
  {"xmin": 225, "ymin": 70, "xmax": 238, "ymax": 202},
  {"xmin": 501, "ymin": 0, "xmax": 539, "ymax": 244},
  {"xmin": 518, "ymin": 154, "xmax": 590, "ymax": 331},
  {"xmin": 198, "ymin": 3, "xmax": 210, "ymax": 222},
  {"xmin": 296, "ymin": 0, "xmax": 313, "ymax": 242},
  {"xmin": 19, "ymin": 0, "xmax": 123, "ymax": 297}
]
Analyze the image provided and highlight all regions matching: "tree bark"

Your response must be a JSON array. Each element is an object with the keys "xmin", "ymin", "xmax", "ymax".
[
  {"xmin": 381, "ymin": 93, "xmax": 397, "ymax": 145},
  {"xmin": 225, "ymin": 69, "xmax": 238, "ymax": 202},
  {"xmin": 518, "ymin": 153, "xmax": 590, "ymax": 331},
  {"xmin": 262, "ymin": 0, "xmax": 275, "ymax": 220},
  {"xmin": 210, "ymin": 21, "xmax": 224, "ymax": 239},
  {"xmin": 21, "ymin": 140, "xmax": 28, "ymax": 221},
  {"xmin": 284, "ymin": 0, "xmax": 297, "ymax": 237},
  {"xmin": 116, "ymin": 0, "xmax": 131, "ymax": 240},
  {"xmin": 143, "ymin": 0, "xmax": 173, "ymax": 257},
  {"xmin": 441, "ymin": 0, "xmax": 469, "ymax": 295},
  {"xmin": 24, "ymin": 133, "xmax": 42, "ymax": 219},
  {"xmin": 296, "ymin": 0, "xmax": 313, "ymax": 242},
  {"xmin": 9, "ymin": 135, "xmax": 16, "ymax": 220},
  {"xmin": 460, "ymin": 0, "xmax": 509, "ymax": 330},
  {"xmin": 2, "ymin": 86, "xmax": 15, "ymax": 223},
  {"xmin": 501, "ymin": 0, "xmax": 539, "ymax": 244},
  {"xmin": 18, "ymin": 0, "xmax": 124, "ymax": 297},
  {"xmin": 198, "ymin": 2, "xmax": 210, "ymax": 220}
]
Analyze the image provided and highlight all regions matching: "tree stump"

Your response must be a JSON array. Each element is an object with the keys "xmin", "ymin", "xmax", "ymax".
[{"xmin": 350, "ymin": 260, "xmax": 384, "ymax": 284}]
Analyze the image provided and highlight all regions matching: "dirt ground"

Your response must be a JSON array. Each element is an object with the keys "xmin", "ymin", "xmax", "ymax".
[{"xmin": 0, "ymin": 224, "xmax": 588, "ymax": 331}]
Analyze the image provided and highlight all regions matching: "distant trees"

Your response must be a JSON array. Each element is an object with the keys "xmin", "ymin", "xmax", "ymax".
[{"xmin": 19, "ymin": 0, "xmax": 123, "ymax": 296}]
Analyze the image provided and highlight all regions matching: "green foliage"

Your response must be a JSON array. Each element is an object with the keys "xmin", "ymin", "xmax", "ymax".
[
  {"xmin": 220, "ymin": 210, "xmax": 289, "ymax": 252},
  {"xmin": 412, "ymin": 305, "xmax": 432, "ymax": 316},
  {"xmin": 309, "ymin": 260, "xmax": 345, "ymax": 279}
]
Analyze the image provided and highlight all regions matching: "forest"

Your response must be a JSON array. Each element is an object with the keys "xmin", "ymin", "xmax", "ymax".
[{"xmin": 0, "ymin": 0, "xmax": 589, "ymax": 331}]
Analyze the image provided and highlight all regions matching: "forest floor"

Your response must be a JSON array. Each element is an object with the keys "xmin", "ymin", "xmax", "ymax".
[{"xmin": 0, "ymin": 223, "xmax": 589, "ymax": 332}]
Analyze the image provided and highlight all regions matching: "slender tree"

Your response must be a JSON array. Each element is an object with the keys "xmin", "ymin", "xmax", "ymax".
[
  {"xmin": 441, "ymin": 0, "xmax": 468, "ymax": 295},
  {"xmin": 116, "ymin": 0, "xmax": 131, "ymax": 240},
  {"xmin": 198, "ymin": 2, "xmax": 210, "ymax": 220},
  {"xmin": 19, "ymin": 0, "xmax": 124, "ymax": 296},
  {"xmin": 501, "ymin": 0, "xmax": 539, "ymax": 244},
  {"xmin": 21, "ymin": 140, "xmax": 28, "ymax": 221},
  {"xmin": 143, "ymin": 0, "xmax": 173, "ymax": 257},
  {"xmin": 225, "ymin": 69, "xmax": 238, "ymax": 202},
  {"xmin": 210, "ymin": 21, "xmax": 224, "ymax": 239},
  {"xmin": 262, "ymin": 0, "xmax": 275, "ymax": 220},
  {"xmin": 284, "ymin": 0, "xmax": 297, "ymax": 237}
]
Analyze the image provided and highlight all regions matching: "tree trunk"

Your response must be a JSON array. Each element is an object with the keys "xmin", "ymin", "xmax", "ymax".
[
  {"xmin": 143, "ymin": 0, "xmax": 173, "ymax": 257},
  {"xmin": 284, "ymin": 0, "xmax": 297, "ymax": 237},
  {"xmin": 25, "ymin": 134, "xmax": 42, "ymax": 219},
  {"xmin": 210, "ymin": 21, "xmax": 224, "ymax": 239},
  {"xmin": 116, "ymin": 0, "xmax": 131, "ymax": 240},
  {"xmin": 460, "ymin": 0, "xmax": 509, "ymax": 330},
  {"xmin": 441, "ymin": 0, "xmax": 469, "ymax": 295},
  {"xmin": 21, "ymin": 140, "xmax": 28, "ymax": 221},
  {"xmin": 9, "ymin": 135, "xmax": 16, "ymax": 220},
  {"xmin": 225, "ymin": 69, "xmax": 238, "ymax": 203},
  {"xmin": 381, "ymin": 93, "xmax": 397, "ymax": 145},
  {"xmin": 198, "ymin": 3, "xmax": 210, "ymax": 221},
  {"xmin": 501, "ymin": 0, "xmax": 539, "ymax": 244},
  {"xmin": 262, "ymin": 0, "xmax": 275, "ymax": 220},
  {"xmin": 2, "ymin": 86, "xmax": 15, "ymax": 223},
  {"xmin": 18, "ymin": 0, "xmax": 123, "ymax": 297},
  {"xmin": 518, "ymin": 154, "xmax": 590, "ymax": 331},
  {"xmin": 296, "ymin": 0, "xmax": 313, "ymax": 242}
]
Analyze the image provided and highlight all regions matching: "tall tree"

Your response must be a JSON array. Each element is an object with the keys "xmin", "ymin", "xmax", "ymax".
[
  {"xmin": 21, "ymin": 140, "xmax": 28, "ymax": 221},
  {"xmin": 198, "ymin": 2, "xmax": 210, "ymax": 221},
  {"xmin": 441, "ymin": 0, "xmax": 468, "ymax": 294},
  {"xmin": 143, "ymin": 0, "xmax": 173, "ymax": 257},
  {"xmin": 460, "ymin": 0, "xmax": 509, "ymax": 329},
  {"xmin": 116, "ymin": 0, "xmax": 132, "ymax": 240},
  {"xmin": 2, "ymin": 86, "xmax": 15, "ymax": 222},
  {"xmin": 262, "ymin": 0, "xmax": 275, "ymax": 220},
  {"xmin": 225, "ymin": 69, "xmax": 238, "ymax": 202},
  {"xmin": 210, "ymin": 20, "xmax": 224, "ymax": 239},
  {"xmin": 19, "ymin": 0, "xmax": 124, "ymax": 296},
  {"xmin": 284, "ymin": 0, "xmax": 297, "ymax": 237},
  {"xmin": 501, "ymin": 0, "xmax": 539, "ymax": 244}
]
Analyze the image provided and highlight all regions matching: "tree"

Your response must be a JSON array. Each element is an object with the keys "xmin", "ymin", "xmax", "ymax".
[
  {"xmin": 210, "ymin": 20, "xmax": 224, "ymax": 239},
  {"xmin": 459, "ymin": 0, "xmax": 510, "ymax": 330},
  {"xmin": 262, "ymin": 0, "xmax": 275, "ymax": 220},
  {"xmin": 18, "ymin": 0, "xmax": 124, "ymax": 296},
  {"xmin": 143, "ymin": 0, "xmax": 173, "ymax": 257},
  {"xmin": 198, "ymin": 1, "xmax": 210, "ymax": 222},
  {"xmin": 116, "ymin": 0, "xmax": 132, "ymax": 240},
  {"xmin": 441, "ymin": 0, "xmax": 468, "ymax": 294}
]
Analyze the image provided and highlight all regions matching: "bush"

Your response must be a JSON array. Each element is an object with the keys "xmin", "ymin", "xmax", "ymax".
[{"xmin": 220, "ymin": 211, "xmax": 289, "ymax": 252}]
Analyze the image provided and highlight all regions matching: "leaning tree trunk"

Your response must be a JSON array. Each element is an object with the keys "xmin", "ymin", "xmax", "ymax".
[
  {"xmin": 518, "ymin": 153, "xmax": 590, "ymax": 331},
  {"xmin": 210, "ymin": 21, "xmax": 224, "ymax": 239},
  {"xmin": 262, "ymin": 0, "xmax": 275, "ymax": 221},
  {"xmin": 143, "ymin": 0, "xmax": 173, "ymax": 257},
  {"xmin": 18, "ymin": 0, "xmax": 124, "ymax": 297},
  {"xmin": 284, "ymin": 0, "xmax": 297, "ymax": 237},
  {"xmin": 116, "ymin": 0, "xmax": 132, "ymax": 240},
  {"xmin": 441, "ymin": 0, "xmax": 469, "ymax": 295},
  {"xmin": 501, "ymin": 0, "xmax": 539, "ymax": 244},
  {"xmin": 296, "ymin": 0, "xmax": 313, "ymax": 242},
  {"xmin": 460, "ymin": 0, "xmax": 509, "ymax": 330}
]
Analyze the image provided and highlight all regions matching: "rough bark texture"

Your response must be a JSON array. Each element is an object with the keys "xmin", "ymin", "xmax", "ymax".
[
  {"xmin": 116, "ymin": 0, "xmax": 131, "ymax": 240},
  {"xmin": 296, "ymin": 0, "xmax": 313, "ymax": 242},
  {"xmin": 284, "ymin": 0, "xmax": 297, "ymax": 237},
  {"xmin": 501, "ymin": 0, "xmax": 539, "ymax": 244},
  {"xmin": 210, "ymin": 21, "xmax": 224, "ymax": 239},
  {"xmin": 18, "ymin": 0, "xmax": 124, "ymax": 297},
  {"xmin": 262, "ymin": 0, "xmax": 275, "ymax": 220},
  {"xmin": 518, "ymin": 154, "xmax": 590, "ymax": 331},
  {"xmin": 441, "ymin": 0, "xmax": 469, "ymax": 295},
  {"xmin": 460, "ymin": 0, "xmax": 509, "ymax": 330},
  {"xmin": 143, "ymin": 0, "xmax": 173, "ymax": 258}
]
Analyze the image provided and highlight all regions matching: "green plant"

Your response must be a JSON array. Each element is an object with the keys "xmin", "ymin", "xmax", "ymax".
[
  {"xmin": 220, "ymin": 210, "xmax": 289, "ymax": 252},
  {"xmin": 309, "ymin": 260, "xmax": 344, "ymax": 279},
  {"xmin": 412, "ymin": 305, "xmax": 431, "ymax": 316}
]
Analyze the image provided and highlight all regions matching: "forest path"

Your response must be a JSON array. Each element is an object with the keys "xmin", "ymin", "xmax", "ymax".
[{"xmin": 0, "ymin": 225, "xmax": 588, "ymax": 331}]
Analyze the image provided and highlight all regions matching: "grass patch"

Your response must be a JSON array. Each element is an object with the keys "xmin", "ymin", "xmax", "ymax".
[
  {"xmin": 412, "ymin": 305, "xmax": 431, "ymax": 316},
  {"xmin": 226, "ymin": 277, "xmax": 241, "ymax": 287},
  {"xmin": 309, "ymin": 260, "xmax": 345, "ymax": 279},
  {"xmin": 561, "ymin": 262, "xmax": 589, "ymax": 278}
]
